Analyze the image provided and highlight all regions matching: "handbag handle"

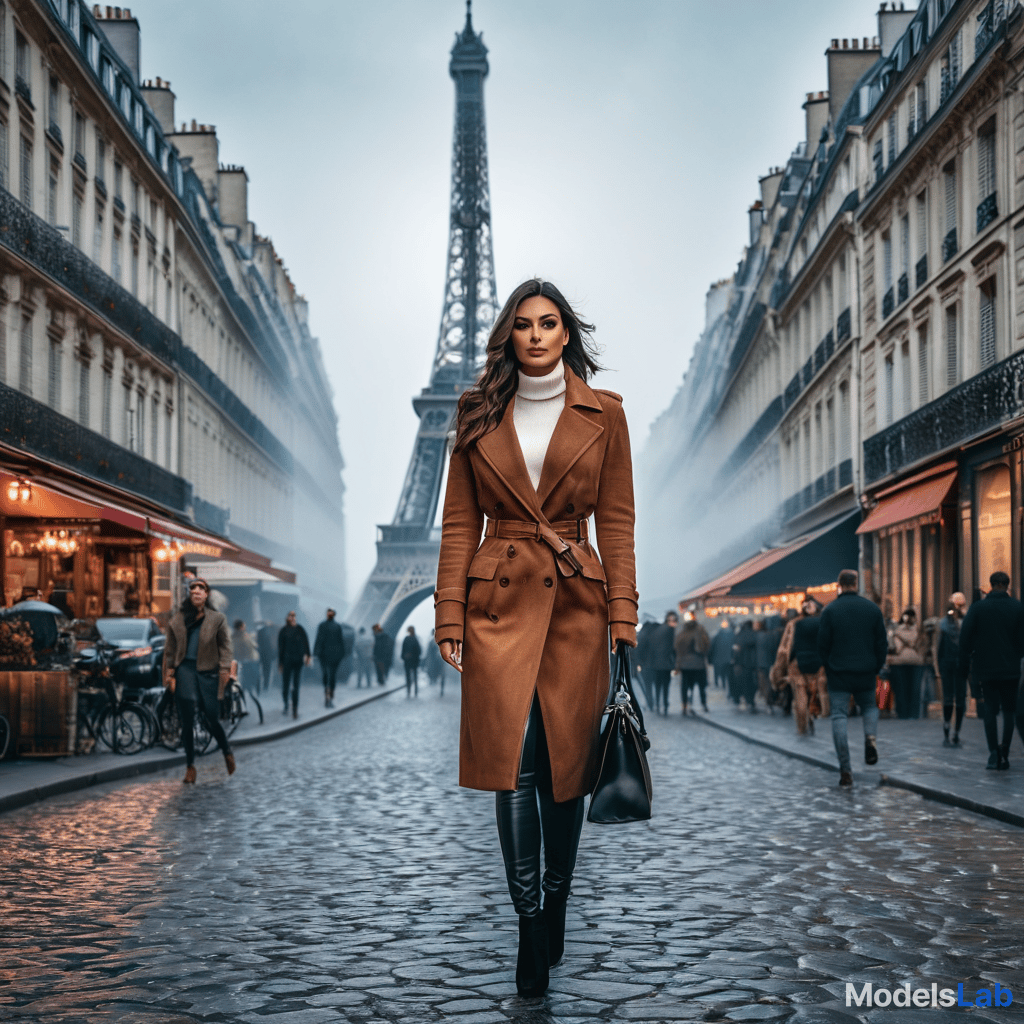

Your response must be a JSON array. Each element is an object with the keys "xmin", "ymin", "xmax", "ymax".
[{"xmin": 612, "ymin": 645, "xmax": 649, "ymax": 749}]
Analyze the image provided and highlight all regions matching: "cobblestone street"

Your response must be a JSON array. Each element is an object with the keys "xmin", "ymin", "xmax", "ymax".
[{"xmin": 2, "ymin": 685, "xmax": 1024, "ymax": 1023}]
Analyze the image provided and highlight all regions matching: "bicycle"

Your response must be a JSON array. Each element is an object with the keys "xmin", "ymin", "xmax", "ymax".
[
  {"xmin": 75, "ymin": 642, "xmax": 158, "ymax": 755},
  {"xmin": 220, "ymin": 665, "xmax": 263, "ymax": 737}
]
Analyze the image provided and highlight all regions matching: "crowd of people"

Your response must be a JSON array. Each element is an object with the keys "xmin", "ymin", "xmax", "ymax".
[{"xmin": 634, "ymin": 569, "xmax": 1024, "ymax": 784}]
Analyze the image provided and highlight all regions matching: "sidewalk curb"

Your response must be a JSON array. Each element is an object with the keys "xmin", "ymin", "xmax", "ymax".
[
  {"xmin": 0, "ymin": 683, "xmax": 403, "ymax": 816},
  {"xmin": 692, "ymin": 713, "xmax": 1024, "ymax": 830}
]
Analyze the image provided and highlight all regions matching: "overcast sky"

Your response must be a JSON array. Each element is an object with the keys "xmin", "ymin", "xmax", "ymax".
[{"xmin": 134, "ymin": 0, "xmax": 879, "ymax": 613}]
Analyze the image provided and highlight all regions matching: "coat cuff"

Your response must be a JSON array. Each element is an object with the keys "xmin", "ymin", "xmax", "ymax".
[
  {"xmin": 610, "ymin": 622, "xmax": 637, "ymax": 648},
  {"xmin": 607, "ymin": 597, "xmax": 639, "ymax": 626},
  {"xmin": 434, "ymin": 587, "xmax": 467, "ymax": 605},
  {"xmin": 435, "ymin": 600, "xmax": 465, "ymax": 645}
]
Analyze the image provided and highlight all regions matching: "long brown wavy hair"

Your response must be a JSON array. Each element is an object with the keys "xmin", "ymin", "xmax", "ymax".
[{"xmin": 452, "ymin": 279, "xmax": 603, "ymax": 453}]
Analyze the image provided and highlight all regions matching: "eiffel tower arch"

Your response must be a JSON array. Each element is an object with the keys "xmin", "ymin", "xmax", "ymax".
[{"xmin": 349, "ymin": 2, "xmax": 498, "ymax": 636}]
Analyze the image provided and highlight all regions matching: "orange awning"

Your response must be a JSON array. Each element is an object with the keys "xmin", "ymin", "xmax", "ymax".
[
  {"xmin": 856, "ymin": 471, "xmax": 957, "ymax": 534},
  {"xmin": 147, "ymin": 514, "xmax": 239, "ymax": 554}
]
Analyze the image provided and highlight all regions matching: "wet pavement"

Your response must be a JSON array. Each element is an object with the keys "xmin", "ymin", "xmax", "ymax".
[{"xmin": 2, "ymin": 680, "xmax": 1024, "ymax": 1023}]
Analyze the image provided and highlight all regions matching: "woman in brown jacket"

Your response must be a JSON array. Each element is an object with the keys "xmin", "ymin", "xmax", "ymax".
[
  {"xmin": 163, "ymin": 577, "xmax": 236, "ymax": 783},
  {"xmin": 436, "ymin": 279, "xmax": 638, "ymax": 998}
]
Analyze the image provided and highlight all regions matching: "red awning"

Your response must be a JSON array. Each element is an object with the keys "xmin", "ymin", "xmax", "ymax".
[
  {"xmin": 147, "ymin": 514, "xmax": 239, "ymax": 554},
  {"xmin": 856, "ymin": 471, "xmax": 957, "ymax": 534},
  {"xmin": 678, "ymin": 520, "xmax": 838, "ymax": 602}
]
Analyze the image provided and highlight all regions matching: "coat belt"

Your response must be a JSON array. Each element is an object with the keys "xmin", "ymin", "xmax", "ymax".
[{"xmin": 484, "ymin": 518, "xmax": 589, "ymax": 541}]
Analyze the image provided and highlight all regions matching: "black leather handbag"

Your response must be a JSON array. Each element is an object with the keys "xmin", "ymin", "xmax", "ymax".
[{"xmin": 587, "ymin": 645, "xmax": 653, "ymax": 824}]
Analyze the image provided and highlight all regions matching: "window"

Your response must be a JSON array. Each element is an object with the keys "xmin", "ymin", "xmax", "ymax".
[
  {"xmin": 900, "ymin": 341, "xmax": 911, "ymax": 417},
  {"xmin": 92, "ymin": 203, "xmax": 103, "ymax": 265},
  {"xmin": 131, "ymin": 243, "xmax": 139, "ymax": 296},
  {"xmin": 883, "ymin": 232, "xmax": 893, "ymax": 292},
  {"xmin": 978, "ymin": 119, "xmax": 997, "ymax": 232},
  {"xmin": 915, "ymin": 190, "xmax": 928, "ymax": 286},
  {"xmin": 151, "ymin": 394, "xmax": 159, "ymax": 461},
  {"xmin": 914, "ymin": 80, "xmax": 928, "ymax": 135},
  {"xmin": 839, "ymin": 382, "xmax": 851, "ymax": 461},
  {"xmin": 101, "ymin": 365, "xmax": 112, "ymax": 438},
  {"xmin": 123, "ymin": 385, "xmax": 133, "ymax": 450},
  {"xmin": 15, "ymin": 30, "xmax": 28, "ymax": 88},
  {"xmin": 0, "ymin": 117, "xmax": 8, "ymax": 191},
  {"xmin": 884, "ymin": 351, "xmax": 895, "ymax": 425},
  {"xmin": 827, "ymin": 397, "xmax": 836, "ymax": 468},
  {"xmin": 19, "ymin": 134, "xmax": 32, "ymax": 208},
  {"xmin": 71, "ymin": 187, "xmax": 83, "ymax": 248},
  {"xmin": 48, "ymin": 75, "xmax": 59, "ymax": 132},
  {"xmin": 113, "ymin": 160, "xmax": 122, "ymax": 203},
  {"xmin": 838, "ymin": 252, "xmax": 848, "ymax": 310},
  {"xmin": 943, "ymin": 161, "xmax": 958, "ymax": 260},
  {"xmin": 48, "ymin": 340, "xmax": 61, "ymax": 409},
  {"xmin": 78, "ymin": 356, "xmax": 90, "ymax": 427},
  {"xmin": 131, "ymin": 179, "xmax": 139, "ymax": 218},
  {"xmin": 980, "ymin": 278, "xmax": 997, "ymax": 369},
  {"xmin": 47, "ymin": 155, "xmax": 59, "ymax": 225},
  {"xmin": 95, "ymin": 137, "xmax": 105, "ymax": 186},
  {"xmin": 814, "ymin": 403, "xmax": 823, "ymax": 476},
  {"xmin": 887, "ymin": 113, "xmax": 898, "ymax": 166},
  {"xmin": 976, "ymin": 463, "xmax": 1012, "ymax": 590},
  {"xmin": 136, "ymin": 390, "xmax": 145, "ymax": 453},
  {"xmin": 802, "ymin": 419, "xmax": 811, "ymax": 487},
  {"xmin": 825, "ymin": 274, "xmax": 834, "ymax": 333},
  {"xmin": 112, "ymin": 229, "xmax": 122, "ymax": 284},
  {"xmin": 945, "ymin": 305, "xmax": 959, "ymax": 386},
  {"xmin": 19, "ymin": 314, "xmax": 32, "ymax": 395},
  {"xmin": 85, "ymin": 31, "xmax": 98, "ymax": 71},
  {"xmin": 873, "ymin": 138, "xmax": 884, "ymax": 181},
  {"xmin": 74, "ymin": 112, "xmax": 85, "ymax": 161},
  {"xmin": 918, "ymin": 324, "xmax": 929, "ymax": 405},
  {"xmin": 941, "ymin": 33, "xmax": 961, "ymax": 102}
]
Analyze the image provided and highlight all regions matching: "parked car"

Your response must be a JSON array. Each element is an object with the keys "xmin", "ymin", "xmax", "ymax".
[{"xmin": 78, "ymin": 617, "xmax": 166, "ymax": 692}]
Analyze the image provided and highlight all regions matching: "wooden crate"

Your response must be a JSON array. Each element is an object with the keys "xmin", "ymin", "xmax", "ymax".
[{"xmin": 0, "ymin": 671, "xmax": 77, "ymax": 757}]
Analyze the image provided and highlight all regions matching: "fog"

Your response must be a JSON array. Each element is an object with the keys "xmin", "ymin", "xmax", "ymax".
[{"xmin": 133, "ymin": 0, "xmax": 878, "ymax": 630}]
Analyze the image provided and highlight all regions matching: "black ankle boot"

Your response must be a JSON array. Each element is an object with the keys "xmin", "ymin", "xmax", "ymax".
[
  {"xmin": 544, "ymin": 895, "xmax": 568, "ymax": 969},
  {"xmin": 516, "ymin": 914, "xmax": 549, "ymax": 997}
]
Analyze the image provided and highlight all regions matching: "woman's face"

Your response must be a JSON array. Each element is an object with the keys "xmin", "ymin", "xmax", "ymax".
[
  {"xmin": 189, "ymin": 585, "xmax": 208, "ymax": 612},
  {"xmin": 511, "ymin": 296, "xmax": 568, "ymax": 377}
]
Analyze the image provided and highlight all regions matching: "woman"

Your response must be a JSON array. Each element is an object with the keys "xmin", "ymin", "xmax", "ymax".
[
  {"xmin": 435, "ymin": 279, "xmax": 638, "ymax": 998},
  {"xmin": 278, "ymin": 610, "xmax": 310, "ymax": 718},
  {"xmin": 888, "ymin": 606, "xmax": 925, "ymax": 719},
  {"xmin": 937, "ymin": 593, "xmax": 967, "ymax": 744},
  {"xmin": 788, "ymin": 598, "xmax": 830, "ymax": 734},
  {"xmin": 163, "ymin": 578, "xmax": 235, "ymax": 783}
]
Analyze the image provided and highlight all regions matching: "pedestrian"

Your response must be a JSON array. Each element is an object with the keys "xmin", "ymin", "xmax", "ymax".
[
  {"xmin": 424, "ymin": 628, "xmax": 447, "ymax": 693},
  {"xmin": 162, "ymin": 578, "xmax": 235, "ymax": 783},
  {"xmin": 401, "ymin": 625, "xmax": 422, "ymax": 697},
  {"xmin": 957, "ymin": 571, "xmax": 1024, "ymax": 771},
  {"xmin": 674, "ymin": 606, "xmax": 709, "ymax": 714},
  {"xmin": 277, "ymin": 610, "xmax": 310, "ymax": 719},
  {"xmin": 634, "ymin": 615, "xmax": 659, "ymax": 710},
  {"xmin": 817, "ymin": 570, "xmax": 888, "ymax": 787},
  {"xmin": 733, "ymin": 619, "xmax": 758, "ymax": 711},
  {"xmin": 648, "ymin": 611, "xmax": 678, "ymax": 715},
  {"xmin": 887, "ymin": 606, "xmax": 925, "ymax": 719},
  {"xmin": 256, "ymin": 619, "xmax": 278, "ymax": 694},
  {"xmin": 784, "ymin": 598, "xmax": 829, "ymax": 735},
  {"xmin": 354, "ymin": 626, "xmax": 374, "ymax": 688},
  {"xmin": 709, "ymin": 618, "xmax": 734, "ymax": 690},
  {"xmin": 753, "ymin": 618, "xmax": 776, "ymax": 711},
  {"xmin": 434, "ymin": 278, "xmax": 638, "ymax": 998},
  {"xmin": 936, "ymin": 593, "xmax": 967, "ymax": 744},
  {"xmin": 372, "ymin": 623, "xmax": 394, "ymax": 686},
  {"xmin": 313, "ymin": 608, "xmax": 347, "ymax": 708},
  {"xmin": 231, "ymin": 618, "xmax": 260, "ymax": 694}
]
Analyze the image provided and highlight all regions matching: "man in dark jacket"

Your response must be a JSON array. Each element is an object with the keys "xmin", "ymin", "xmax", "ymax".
[
  {"xmin": 958, "ymin": 571, "xmax": 1024, "ymax": 770},
  {"xmin": 733, "ymin": 621, "xmax": 758, "ymax": 710},
  {"xmin": 674, "ymin": 607, "xmax": 710, "ymax": 715},
  {"xmin": 634, "ymin": 616, "xmax": 659, "ymax": 711},
  {"xmin": 313, "ymin": 609, "xmax": 347, "ymax": 708},
  {"xmin": 401, "ymin": 626, "xmax": 422, "ymax": 697},
  {"xmin": 817, "ymin": 570, "xmax": 888, "ymax": 786},
  {"xmin": 278, "ymin": 611, "xmax": 311, "ymax": 718},
  {"xmin": 256, "ymin": 620, "xmax": 279, "ymax": 694},
  {"xmin": 648, "ymin": 611, "xmax": 678, "ymax": 715},
  {"xmin": 709, "ymin": 619, "xmax": 734, "ymax": 690},
  {"xmin": 372, "ymin": 624, "xmax": 395, "ymax": 686}
]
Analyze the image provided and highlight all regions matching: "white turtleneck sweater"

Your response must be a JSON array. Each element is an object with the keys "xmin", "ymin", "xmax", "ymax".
[{"xmin": 513, "ymin": 359, "xmax": 566, "ymax": 490}]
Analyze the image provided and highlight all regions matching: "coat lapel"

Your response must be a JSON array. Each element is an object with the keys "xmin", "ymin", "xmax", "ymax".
[
  {"xmin": 536, "ymin": 370, "xmax": 604, "ymax": 506},
  {"xmin": 476, "ymin": 407, "xmax": 542, "ymax": 517}
]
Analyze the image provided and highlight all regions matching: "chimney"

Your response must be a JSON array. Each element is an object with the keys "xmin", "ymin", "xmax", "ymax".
[
  {"xmin": 878, "ymin": 2, "xmax": 915, "ymax": 58},
  {"xmin": 93, "ymin": 6, "xmax": 141, "ymax": 85},
  {"xmin": 826, "ymin": 36, "xmax": 882, "ymax": 127},
  {"xmin": 140, "ymin": 77, "xmax": 174, "ymax": 134},
  {"xmin": 217, "ymin": 165, "xmax": 249, "ymax": 228},
  {"xmin": 803, "ymin": 91, "xmax": 830, "ymax": 151},
  {"xmin": 169, "ymin": 122, "xmax": 219, "ymax": 206},
  {"xmin": 759, "ymin": 167, "xmax": 784, "ymax": 209},
  {"xmin": 748, "ymin": 200, "xmax": 764, "ymax": 246}
]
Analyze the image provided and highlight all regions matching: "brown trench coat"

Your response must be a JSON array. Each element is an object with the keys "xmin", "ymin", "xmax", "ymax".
[
  {"xmin": 163, "ymin": 609, "xmax": 233, "ymax": 694},
  {"xmin": 434, "ymin": 368, "xmax": 639, "ymax": 802}
]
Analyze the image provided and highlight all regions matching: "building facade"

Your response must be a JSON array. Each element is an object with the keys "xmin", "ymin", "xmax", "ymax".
[
  {"xmin": 0, "ymin": 1, "xmax": 344, "ymax": 623},
  {"xmin": 642, "ymin": 0, "xmax": 1024, "ymax": 620}
]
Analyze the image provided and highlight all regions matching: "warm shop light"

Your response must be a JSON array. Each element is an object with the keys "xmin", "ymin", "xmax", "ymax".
[
  {"xmin": 7, "ymin": 478, "xmax": 31, "ymax": 503},
  {"xmin": 153, "ymin": 540, "xmax": 185, "ymax": 561},
  {"xmin": 36, "ymin": 530, "xmax": 79, "ymax": 555}
]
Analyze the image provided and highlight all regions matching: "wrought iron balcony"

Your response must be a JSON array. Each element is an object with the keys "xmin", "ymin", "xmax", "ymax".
[
  {"xmin": 882, "ymin": 287, "xmax": 895, "ymax": 319},
  {"xmin": 839, "ymin": 458, "xmax": 853, "ymax": 488},
  {"xmin": 940, "ymin": 68, "xmax": 957, "ymax": 105},
  {"xmin": 46, "ymin": 123, "xmax": 63, "ymax": 151},
  {"xmin": 977, "ymin": 192, "xmax": 998, "ymax": 233},
  {"xmin": 802, "ymin": 358, "xmax": 813, "ymax": 388},
  {"xmin": 942, "ymin": 228, "xmax": 958, "ymax": 262},
  {"xmin": 897, "ymin": 273, "xmax": 909, "ymax": 306},
  {"xmin": 814, "ymin": 330, "xmax": 834, "ymax": 374},
  {"xmin": 14, "ymin": 75, "xmax": 32, "ymax": 107},
  {"xmin": 73, "ymin": 151, "xmax": 87, "ymax": 174},
  {"xmin": 837, "ymin": 307, "xmax": 852, "ymax": 343},
  {"xmin": 0, "ymin": 381, "xmax": 190, "ymax": 512},
  {"xmin": 863, "ymin": 347, "xmax": 1024, "ymax": 483},
  {"xmin": 976, "ymin": 0, "xmax": 1006, "ymax": 55},
  {"xmin": 784, "ymin": 373, "xmax": 801, "ymax": 410},
  {"xmin": 915, "ymin": 254, "xmax": 928, "ymax": 289}
]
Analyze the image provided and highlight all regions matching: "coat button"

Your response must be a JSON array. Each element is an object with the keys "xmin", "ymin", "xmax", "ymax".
[
  {"xmin": 499, "ymin": 577, "xmax": 509, "ymax": 587},
  {"xmin": 495, "ymin": 501, "xmax": 505, "ymax": 511},
  {"xmin": 544, "ymin": 577, "xmax": 553, "ymax": 587},
  {"xmin": 507, "ymin": 544, "xmax": 516, "ymax": 558},
  {"xmin": 566, "ymin": 502, "xmax": 575, "ymax": 514}
]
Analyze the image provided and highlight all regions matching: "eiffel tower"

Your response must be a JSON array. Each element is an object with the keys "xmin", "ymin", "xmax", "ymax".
[{"xmin": 349, "ymin": 1, "xmax": 498, "ymax": 635}]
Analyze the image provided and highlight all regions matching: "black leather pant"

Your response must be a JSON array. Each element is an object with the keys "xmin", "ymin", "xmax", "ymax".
[{"xmin": 495, "ymin": 695, "xmax": 585, "ymax": 918}]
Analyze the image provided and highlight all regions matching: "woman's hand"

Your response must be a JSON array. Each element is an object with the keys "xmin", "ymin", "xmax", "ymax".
[{"xmin": 439, "ymin": 640, "xmax": 463, "ymax": 674}]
